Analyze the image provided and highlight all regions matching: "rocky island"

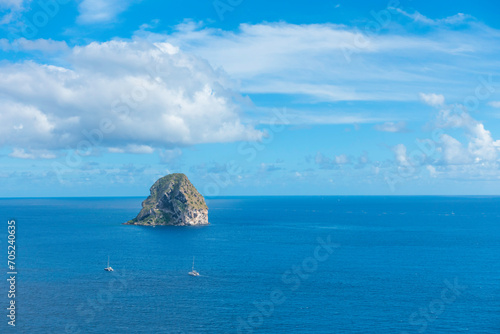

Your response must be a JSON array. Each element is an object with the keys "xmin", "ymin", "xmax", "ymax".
[{"xmin": 125, "ymin": 173, "xmax": 208, "ymax": 226}]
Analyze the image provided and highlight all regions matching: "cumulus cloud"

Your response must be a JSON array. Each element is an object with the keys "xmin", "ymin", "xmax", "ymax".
[
  {"xmin": 435, "ymin": 106, "xmax": 500, "ymax": 163},
  {"xmin": 420, "ymin": 93, "xmax": 445, "ymax": 107},
  {"xmin": 0, "ymin": 39, "xmax": 262, "ymax": 157},
  {"xmin": 390, "ymin": 94, "xmax": 500, "ymax": 181},
  {"xmin": 334, "ymin": 154, "xmax": 350, "ymax": 165},
  {"xmin": 426, "ymin": 165, "xmax": 438, "ymax": 178},
  {"xmin": 440, "ymin": 134, "xmax": 471, "ymax": 164},
  {"xmin": 8, "ymin": 148, "xmax": 56, "ymax": 159},
  {"xmin": 313, "ymin": 152, "xmax": 354, "ymax": 169},
  {"xmin": 314, "ymin": 152, "xmax": 334, "ymax": 169},
  {"xmin": 354, "ymin": 152, "xmax": 370, "ymax": 169},
  {"xmin": 467, "ymin": 122, "xmax": 500, "ymax": 161},
  {"xmin": 374, "ymin": 121, "xmax": 408, "ymax": 133},
  {"xmin": 392, "ymin": 144, "xmax": 409, "ymax": 166},
  {"xmin": 0, "ymin": 101, "xmax": 59, "ymax": 148}
]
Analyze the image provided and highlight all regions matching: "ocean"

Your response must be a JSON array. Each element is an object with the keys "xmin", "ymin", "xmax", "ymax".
[{"xmin": 0, "ymin": 196, "xmax": 498, "ymax": 333}]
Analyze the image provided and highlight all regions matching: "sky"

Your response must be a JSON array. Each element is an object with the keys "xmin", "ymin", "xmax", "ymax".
[{"xmin": 1, "ymin": 0, "xmax": 500, "ymax": 197}]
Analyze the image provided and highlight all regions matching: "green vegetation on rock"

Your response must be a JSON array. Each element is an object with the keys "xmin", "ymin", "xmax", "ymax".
[{"xmin": 125, "ymin": 173, "xmax": 208, "ymax": 226}]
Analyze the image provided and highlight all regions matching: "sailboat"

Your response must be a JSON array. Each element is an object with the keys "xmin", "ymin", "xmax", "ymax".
[
  {"xmin": 188, "ymin": 256, "xmax": 199, "ymax": 276},
  {"xmin": 104, "ymin": 256, "xmax": 114, "ymax": 272}
]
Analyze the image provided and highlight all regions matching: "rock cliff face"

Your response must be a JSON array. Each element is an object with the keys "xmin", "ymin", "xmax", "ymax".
[{"xmin": 125, "ymin": 173, "xmax": 208, "ymax": 226}]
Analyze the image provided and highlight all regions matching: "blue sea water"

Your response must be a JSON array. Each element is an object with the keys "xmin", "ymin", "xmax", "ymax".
[{"xmin": 0, "ymin": 196, "xmax": 499, "ymax": 334}]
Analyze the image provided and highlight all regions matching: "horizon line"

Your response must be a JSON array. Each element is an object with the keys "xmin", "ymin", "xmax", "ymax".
[{"xmin": 2, "ymin": 194, "xmax": 500, "ymax": 199}]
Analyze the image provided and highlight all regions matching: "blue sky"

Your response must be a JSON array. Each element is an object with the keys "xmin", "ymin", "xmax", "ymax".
[{"xmin": 1, "ymin": 0, "xmax": 500, "ymax": 196}]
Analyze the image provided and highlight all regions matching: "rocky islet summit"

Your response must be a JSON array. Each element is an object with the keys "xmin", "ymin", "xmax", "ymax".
[{"xmin": 125, "ymin": 173, "xmax": 209, "ymax": 226}]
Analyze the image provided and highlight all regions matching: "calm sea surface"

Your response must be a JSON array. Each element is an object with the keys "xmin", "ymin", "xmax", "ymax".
[{"xmin": 0, "ymin": 196, "xmax": 498, "ymax": 333}]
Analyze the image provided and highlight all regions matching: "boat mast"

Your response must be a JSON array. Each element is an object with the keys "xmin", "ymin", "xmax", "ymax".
[
  {"xmin": 192, "ymin": 256, "xmax": 195, "ymax": 271},
  {"xmin": 108, "ymin": 256, "xmax": 110, "ymax": 268}
]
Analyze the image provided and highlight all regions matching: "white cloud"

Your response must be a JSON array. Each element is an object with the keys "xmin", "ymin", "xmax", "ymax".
[
  {"xmin": 426, "ymin": 165, "xmax": 438, "ymax": 178},
  {"xmin": 435, "ymin": 105, "xmax": 500, "ymax": 163},
  {"xmin": 242, "ymin": 82, "xmax": 374, "ymax": 102},
  {"xmin": 77, "ymin": 0, "xmax": 136, "ymax": 24},
  {"xmin": 419, "ymin": 93, "xmax": 445, "ymax": 107},
  {"xmin": 467, "ymin": 123, "xmax": 500, "ymax": 162},
  {"xmin": 2, "ymin": 0, "xmax": 132, "ymax": 26},
  {"xmin": 393, "ymin": 144, "xmax": 409, "ymax": 166},
  {"xmin": 374, "ymin": 121, "xmax": 408, "ymax": 133},
  {"xmin": 254, "ymin": 108, "xmax": 384, "ymax": 125},
  {"xmin": 440, "ymin": 134, "xmax": 471, "ymax": 164},
  {"xmin": 127, "ymin": 145, "xmax": 154, "ymax": 154},
  {"xmin": 9, "ymin": 148, "xmax": 36, "ymax": 159},
  {"xmin": 142, "ymin": 20, "xmax": 498, "ymax": 105},
  {"xmin": 0, "ymin": 0, "xmax": 29, "ymax": 24},
  {"xmin": 0, "ymin": 0, "xmax": 23, "ymax": 5},
  {"xmin": 391, "ymin": 95, "xmax": 500, "ymax": 181},
  {"xmin": 0, "ymin": 0, "xmax": 25, "ymax": 10},
  {"xmin": 0, "ymin": 102, "xmax": 57, "ymax": 148},
  {"xmin": 108, "ymin": 144, "xmax": 154, "ymax": 154},
  {"xmin": 395, "ymin": 9, "xmax": 472, "ymax": 26},
  {"xmin": 0, "ymin": 38, "xmax": 68, "ymax": 52},
  {"xmin": 9, "ymin": 148, "xmax": 56, "ymax": 159},
  {"xmin": 0, "ymin": 39, "xmax": 262, "ymax": 156},
  {"xmin": 488, "ymin": 101, "xmax": 500, "ymax": 108},
  {"xmin": 335, "ymin": 154, "xmax": 350, "ymax": 165},
  {"xmin": 313, "ymin": 152, "xmax": 355, "ymax": 169}
]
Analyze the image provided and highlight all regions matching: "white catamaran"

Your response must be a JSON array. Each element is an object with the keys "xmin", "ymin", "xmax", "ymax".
[
  {"xmin": 104, "ymin": 256, "xmax": 114, "ymax": 272},
  {"xmin": 188, "ymin": 256, "xmax": 199, "ymax": 276}
]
